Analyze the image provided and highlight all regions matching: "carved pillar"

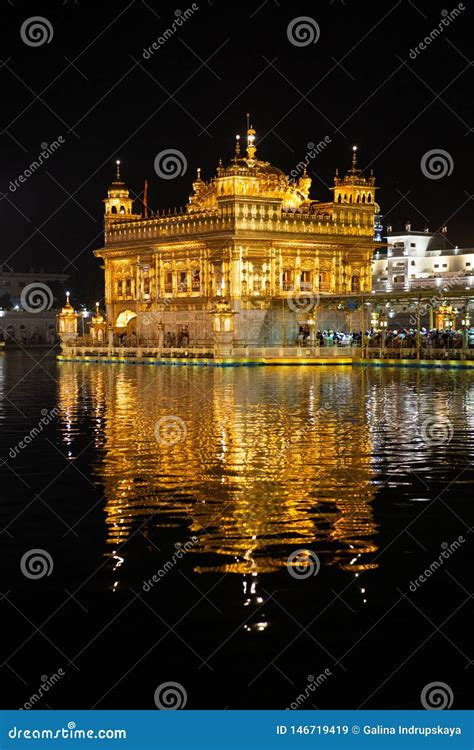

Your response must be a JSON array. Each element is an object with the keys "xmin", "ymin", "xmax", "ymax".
[
  {"xmin": 365, "ymin": 251, "xmax": 372, "ymax": 291},
  {"xmin": 204, "ymin": 250, "xmax": 211, "ymax": 297},
  {"xmin": 361, "ymin": 264, "xmax": 367, "ymax": 292},
  {"xmin": 295, "ymin": 251, "xmax": 301, "ymax": 292},
  {"xmin": 135, "ymin": 258, "xmax": 140, "ymax": 302},
  {"xmin": 313, "ymin": 254, "xmax": 320, "ymax": 295},
  {"xmin": 155, "ymin": 253, "xmax": 160, "ymax": 298},
  {"xmin": 104, "ymin": 260, "xmax": 110, "ymax": 304},
  {"xmin": 171, "ymin": 251, "xmax": 177, "ymax": 295}
]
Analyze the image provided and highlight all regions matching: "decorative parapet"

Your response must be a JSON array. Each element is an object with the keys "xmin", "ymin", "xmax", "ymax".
[{"xmin": 104, "ymin": 208, "xmax": 374, "ymax": 246}]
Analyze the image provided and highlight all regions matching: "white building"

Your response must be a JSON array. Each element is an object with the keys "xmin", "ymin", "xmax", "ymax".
[
  {"xmin": 0, "ymin": 310, "xmax": 58, "ymax": 345},
  {"xmin": 372, "ymin": 225, "xmax": 474, "ymax": 293},
  {"xmin": 0, "ymin": 268, "xmax": 68, "ymax": 307},
  {"xmin": 0, "ymin": 268, "xmax": 69, "ymax": 345}
]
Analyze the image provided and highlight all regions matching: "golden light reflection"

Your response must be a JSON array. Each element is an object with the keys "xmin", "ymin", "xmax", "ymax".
[{"xmin": 57, "ymin": 363, "xmax": 379, "ymax": 574}]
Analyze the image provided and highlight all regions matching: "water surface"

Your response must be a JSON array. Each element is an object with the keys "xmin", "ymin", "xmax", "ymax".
[{"xmin": 1, "ymin": 353, "xmax": 471, "ymax": 709}]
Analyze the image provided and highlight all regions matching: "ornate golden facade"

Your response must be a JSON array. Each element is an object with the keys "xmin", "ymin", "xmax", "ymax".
[{"xmin": 94, "ymin": 127, "xmax": 378, "ymax": 345}]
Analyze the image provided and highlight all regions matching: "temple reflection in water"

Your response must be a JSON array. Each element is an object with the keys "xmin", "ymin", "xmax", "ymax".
[{"xmin": 57, "ymin": 362, "xmax": 380, "ymax": 574}]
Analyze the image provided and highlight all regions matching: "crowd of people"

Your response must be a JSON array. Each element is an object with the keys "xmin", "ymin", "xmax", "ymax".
[
  {"xmin": 297, "ymin": 328, "xmax": 474, "ymax": 349},
  {"xmin": 84, "ymin": 327, "xmax": 474, "ymax": 352}
]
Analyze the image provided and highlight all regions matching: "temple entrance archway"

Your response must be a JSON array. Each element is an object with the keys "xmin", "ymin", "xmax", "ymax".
[{"xmin": 115, "ymin": 309, "xmax": 137, "ymax": 336}]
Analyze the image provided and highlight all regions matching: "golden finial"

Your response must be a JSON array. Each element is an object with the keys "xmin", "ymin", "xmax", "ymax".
[
  {"xmin": 246, "ymin": 113, "xmax": 256, "ymax": 160},
  {"xmin": 197, "ymin": 167, "xmax": 201, "ymax": 179},
  {"xmin": 95, "ymin": 301, "xmax": 100, "ymax": 313},
  {"xmin": 60, "ymin": 289, "xmax": 75, "ymax": 316},
  {"xmin": 234, "ymin": 134, "xmax": 241, "ymax": 157},
  {"xmin": 351, "ymin": 145, "xmax": 358, "ymax": 170},
  {"xmin": 115, "ymin": 159, "xmax": 121, "ymax": 180}
]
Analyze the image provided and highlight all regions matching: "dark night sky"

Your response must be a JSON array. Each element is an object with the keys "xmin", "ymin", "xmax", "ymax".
[{"xmin": 1, "ymin": 0, "xmax": 472, "ymax": 300}]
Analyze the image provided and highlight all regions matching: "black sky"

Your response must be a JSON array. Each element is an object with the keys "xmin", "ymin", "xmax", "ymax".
[{"xmin": 1, "ymin": 0, "xmax": 472, "ymax": 300}]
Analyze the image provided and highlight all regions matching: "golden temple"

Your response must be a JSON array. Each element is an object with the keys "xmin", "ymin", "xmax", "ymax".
[{"xmin": 94, "ymin": 122, "xmax": 378, "ymax": 346}]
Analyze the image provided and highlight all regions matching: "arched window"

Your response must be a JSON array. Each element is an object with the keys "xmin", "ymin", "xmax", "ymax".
[
  {"xmin": 120, "ymin": 205, "xmax": 125, "ymax": 214},
  {"xmin": 367, "ymin": 193, "xmax": 372, "ymax": 203},
  {"xmin": 362, "ymin": 194, "xmax": 366, "ymax": 203},
  {"xmin": 349, "ymin": 195, "xmax": 353, "ymax": 203},
  {"xmin": 111, "ymin": 206, "xmax": 117, "ymax": 214},
  {"xmin": 337, "ymin": 194, "xmax": 342, "ymax": 203},
  {"xmin": 300, "ymin": 271, "xmax": 311, "ymax": 291},
  {"xmin": 351, "ymin": 275, "xmax": 360, "ymax": 292}
]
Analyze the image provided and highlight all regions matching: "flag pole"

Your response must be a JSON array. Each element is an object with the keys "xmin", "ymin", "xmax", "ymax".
[{"xmin": 143, "ymin": 178, "xmax": 148, "ymax": 219}]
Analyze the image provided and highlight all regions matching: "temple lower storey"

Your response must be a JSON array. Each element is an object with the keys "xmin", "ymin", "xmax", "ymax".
[{"xmin": 127, "ymin": 298, "xmax": 366, "ymax": 348}]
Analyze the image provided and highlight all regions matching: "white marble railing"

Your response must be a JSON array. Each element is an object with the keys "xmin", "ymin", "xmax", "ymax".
[{"xmin": 59, "ymin": 342, "xmax": 474, "ymax": 362}]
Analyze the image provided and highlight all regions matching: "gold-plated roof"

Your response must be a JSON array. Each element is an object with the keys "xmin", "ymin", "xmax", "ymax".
[{"xmin": 60, "ymin": 292, "xmax": 76, "ymax": 316}]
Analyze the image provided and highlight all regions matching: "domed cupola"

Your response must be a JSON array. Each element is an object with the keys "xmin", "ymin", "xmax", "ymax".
[{"xmin": 103, "ymin": 160, "xmax": 135, "ymax": 220}]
